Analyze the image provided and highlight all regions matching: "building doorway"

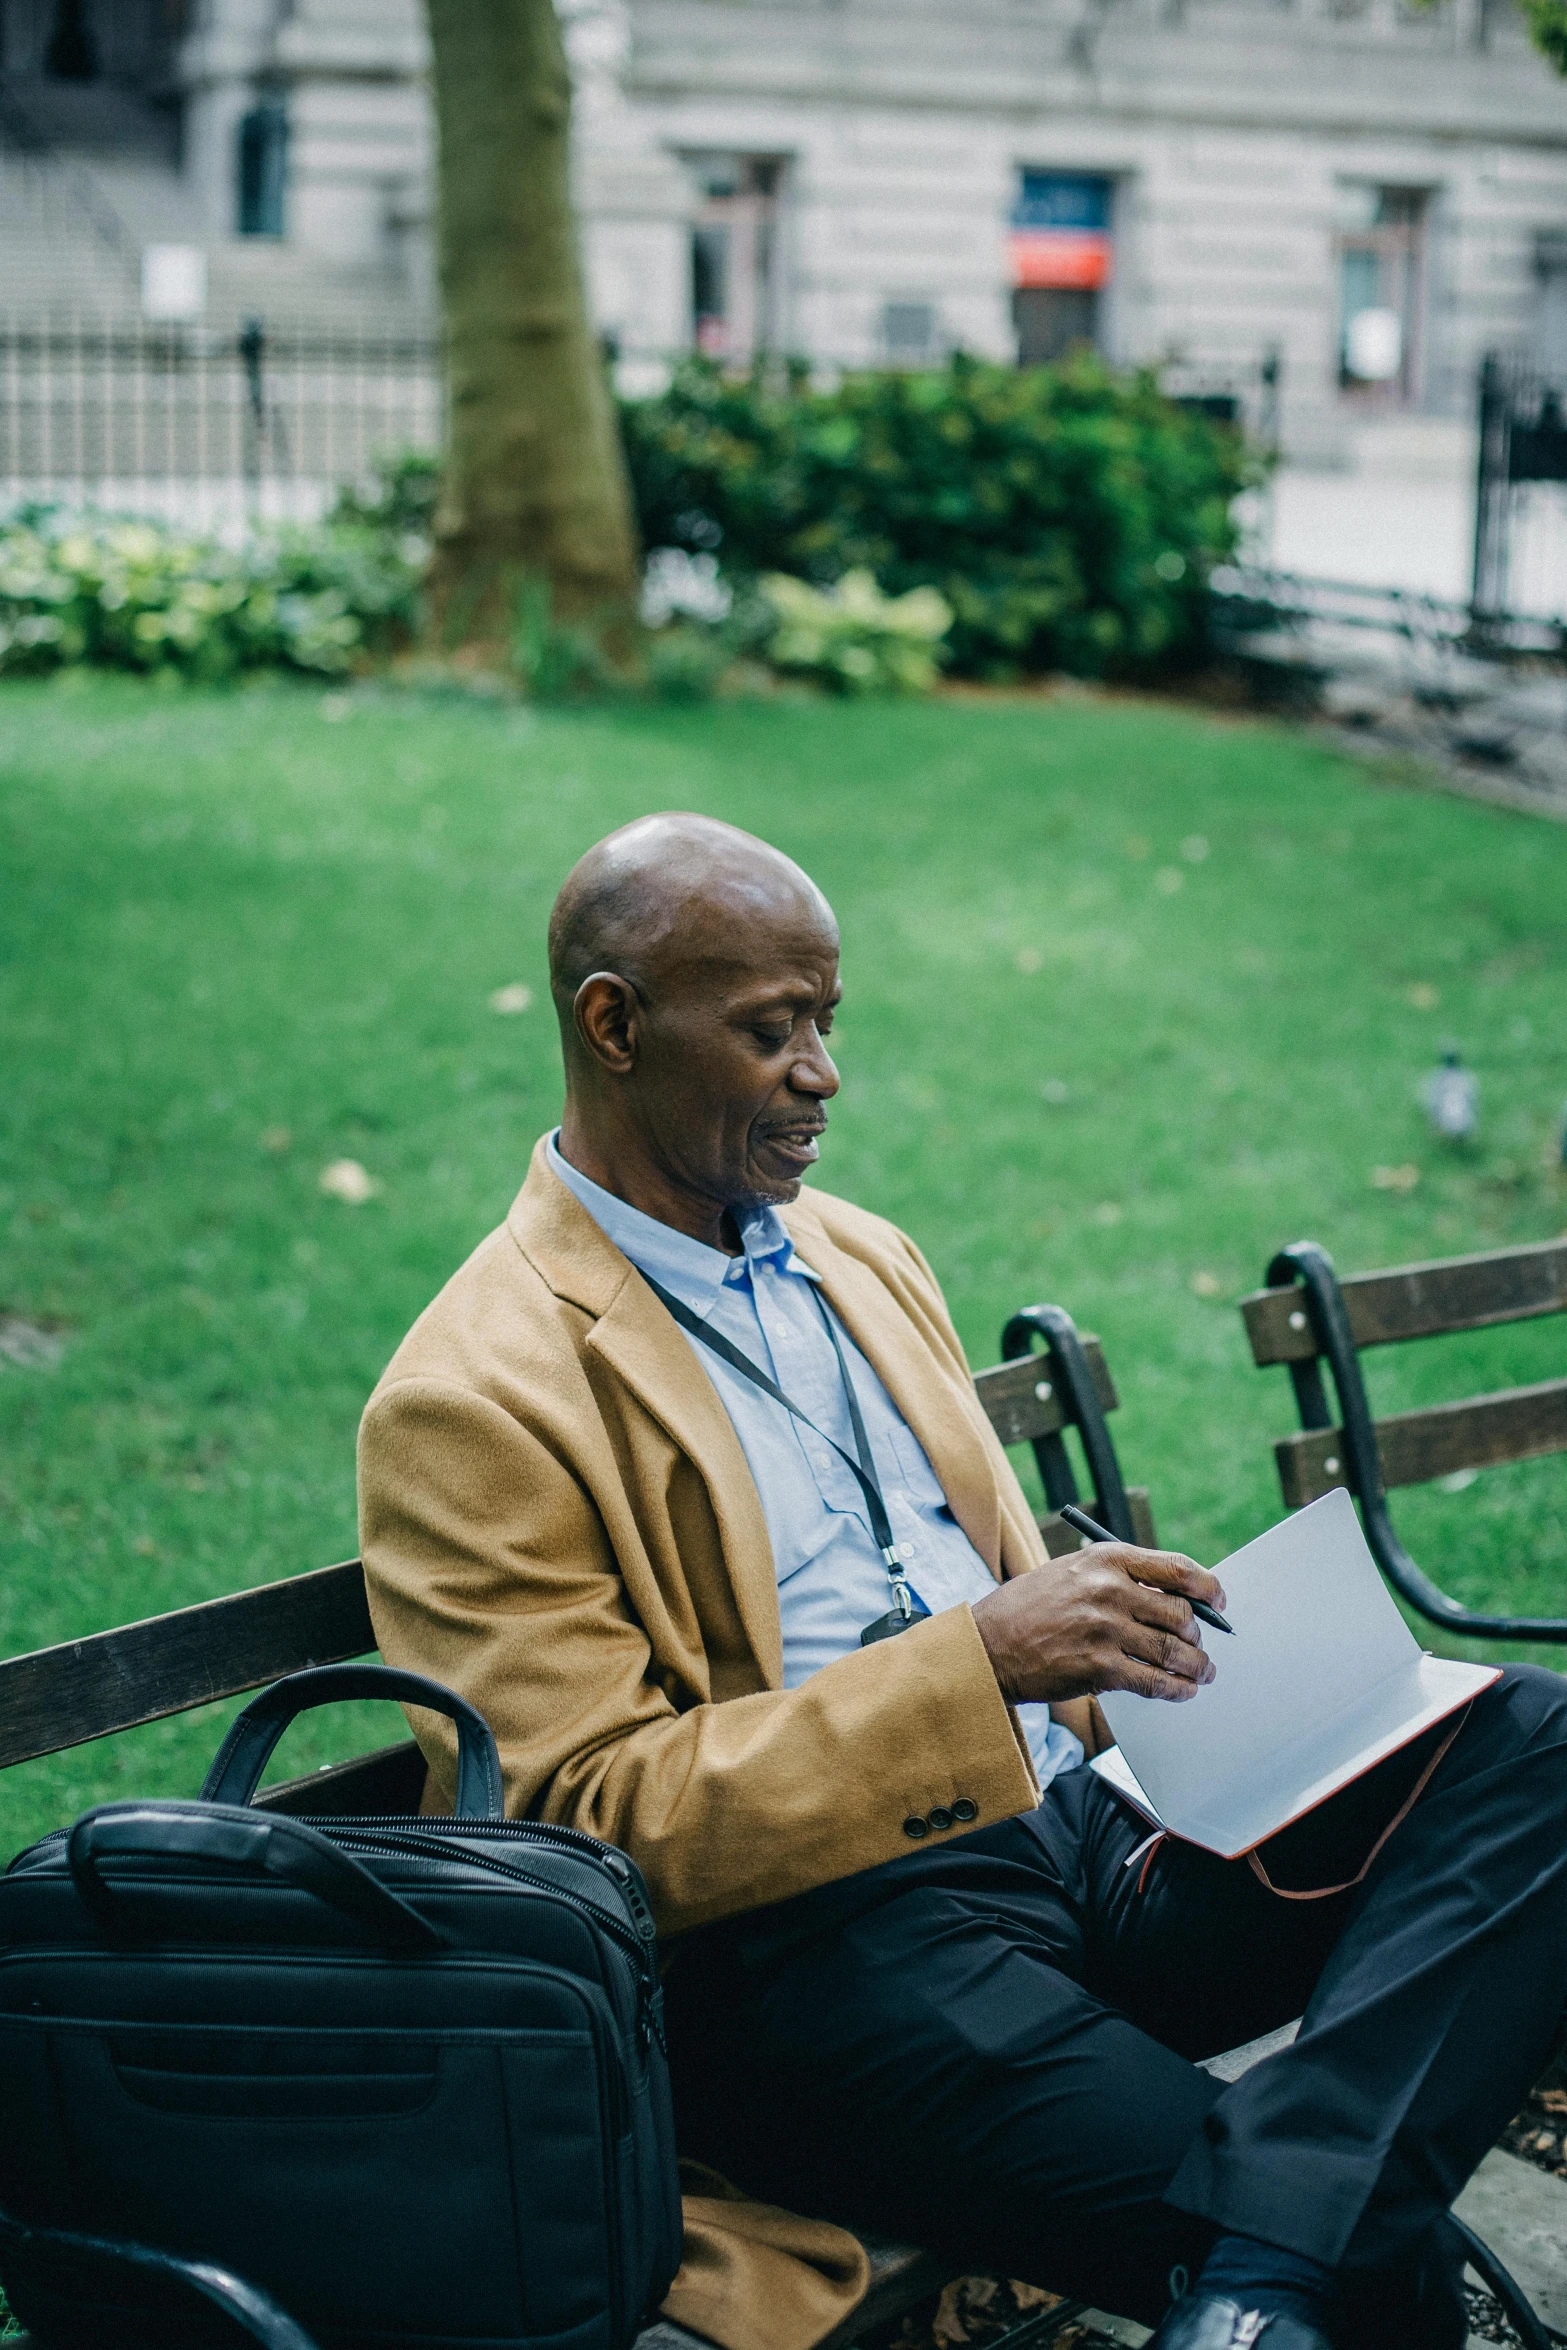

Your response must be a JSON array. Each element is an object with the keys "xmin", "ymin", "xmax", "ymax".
[
  {"xmin": 685, "ymin": 154, "xmax": 786, "ymax": 363},
  {"xmin": 1010, "ymin": 172, "xmax": 1114, "ymax": 365},
  {"xmin": 1336, "ymin": 185, "xmax": 1428, "ymax": 406}
]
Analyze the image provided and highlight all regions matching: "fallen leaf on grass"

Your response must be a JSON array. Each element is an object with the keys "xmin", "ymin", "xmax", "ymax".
[
  {"xmin": 1190, "ymin": 1271, "xmax": 1223, "ymax": 1297},
  {"xmin": 261, "ymin": 1125, "xmax": 292, "ymax": 1153},
  {"xmin": 1406, "ymin": 982, "xmax": 1440, "ymax": 1010},
  {"xmin": 489, "ymin": 983, "xmax": 533, "ymax": 1014},
  {"xmin": 1371, "ymin": 1164, "xmax": 1421, "ymax": 1193},
  {"xmin": 319, "ymin": 1158, "xmax": 378, "ymax": 1205},
  {"xmin": 0, "ymin": 1314, "xmax": 66, "ymax": 1371}
]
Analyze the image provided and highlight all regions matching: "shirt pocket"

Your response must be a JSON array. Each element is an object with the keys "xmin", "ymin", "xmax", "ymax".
[{"xmin": 770, "ymin": 1504, "xmax": 842, "ymax": 1590}]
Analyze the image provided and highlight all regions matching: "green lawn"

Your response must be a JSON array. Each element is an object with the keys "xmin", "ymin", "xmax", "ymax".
[{"xmin": 3, "ymin": 674, "xmax": 1566, "ymax": 1861}]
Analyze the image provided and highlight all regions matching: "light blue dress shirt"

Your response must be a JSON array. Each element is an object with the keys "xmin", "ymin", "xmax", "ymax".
[{"xmin": 547, "ymin": 1134, "xmax": 1081, "ymax": 1792}]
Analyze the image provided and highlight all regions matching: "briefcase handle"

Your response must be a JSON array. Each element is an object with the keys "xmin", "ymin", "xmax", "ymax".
[
  {"xmin": 200, "ymin": 1663, "xmax": 506, "ymax": 1820},
  {"xmin": 68, "ymin": 1804, "xmax": 443, "ymax": 1955}
]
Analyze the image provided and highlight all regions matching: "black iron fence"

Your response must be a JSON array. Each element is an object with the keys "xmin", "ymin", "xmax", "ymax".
[
  {"xmin": 1474, "ymin": 354, "xmax": 1567, "ymax": 621},
  {"xmin": 1210, "ymin": 560, "xmax": 1567, "ymax": 663},
  {"xmin": 0, "ymin": 316, "xmax": 443, "ymax": 529}
]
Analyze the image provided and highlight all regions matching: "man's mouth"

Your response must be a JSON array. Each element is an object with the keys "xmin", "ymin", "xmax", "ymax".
[{"xmin": 757, "ymin": 1122, "xmax": 826, "ymax": 1170}]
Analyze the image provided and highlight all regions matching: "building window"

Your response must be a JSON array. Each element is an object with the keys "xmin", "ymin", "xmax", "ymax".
[
  {"xmin": 685, "ymin": 154, "xmax": 785, "ymax": 362},
  {"xmin": 237, "ymin": 101, "xmax": 288, "ymax": 239},
  {"xmin": 882, "ymin": 300, "xmax": 937, "ymax": 366},
  {"xmin": 1535, "ymin": 233, "xmax": 1567, "ymax": 378},
  {"xmin": 1010, "ymin": 171, "xmax": 1114, "ymax": 365},
  {"xmin": 1336, "ymin": 185, "xmax": 1427, "ymax": 406},
  {"xmin": 44, "ymin": 0, "xmax": 98, "ymax": 80}
]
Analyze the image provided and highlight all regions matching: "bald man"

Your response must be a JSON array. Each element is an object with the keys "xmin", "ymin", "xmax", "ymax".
[{"xmin": 360, "ymin": 816, "xmax": 1567, "ymax": 2350}]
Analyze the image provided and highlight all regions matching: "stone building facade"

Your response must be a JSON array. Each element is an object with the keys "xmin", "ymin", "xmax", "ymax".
[{"xmin": 3, "ymin": 0, "xmax": 1567, "ymax": 582}]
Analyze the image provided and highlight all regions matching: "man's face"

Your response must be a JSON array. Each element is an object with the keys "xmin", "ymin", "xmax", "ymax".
[{"xmin": 629, "ymin": 897, "xmax": 842, "ymax": 1214}]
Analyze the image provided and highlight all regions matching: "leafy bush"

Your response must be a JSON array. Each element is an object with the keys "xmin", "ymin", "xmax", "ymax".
[
  {"xmin": 620, "ymin": 352, "xmax": 1256, "ymax": 678},
  {"xmin": 326, "ymin": 448, "xmax": 442, "ymax": 548},
  {"xmin": 761, "ymin": 568, "xmax": 952, "ymax": 693},
  {"xmin": 0, "ymin": 499, "xmax": 423, "ymax": 682}
]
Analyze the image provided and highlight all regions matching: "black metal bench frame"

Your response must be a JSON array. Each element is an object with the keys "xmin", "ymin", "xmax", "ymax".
[{"xmin": 1243, "ymin": 1236, "xmax": 1567, "ymax": 1644}]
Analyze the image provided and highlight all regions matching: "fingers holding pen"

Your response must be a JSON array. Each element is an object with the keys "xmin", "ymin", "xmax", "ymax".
[
  {"xmin": 1101, "ymin": 1542, "xmax": 1228, "ymax": 1619},
  {"xmin": 972, "ymin": 1544, "xmax": 1221, "ymax": 1706}
]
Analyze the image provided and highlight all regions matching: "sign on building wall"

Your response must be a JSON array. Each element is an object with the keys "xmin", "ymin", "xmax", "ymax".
[{"xmin": 1008, "ymin": 173, "xmax": 1114, "ymax": 291}]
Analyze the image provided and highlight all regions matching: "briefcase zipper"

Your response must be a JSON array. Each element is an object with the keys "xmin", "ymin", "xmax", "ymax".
[
  {"xmin": 12, "ymin": 1817, "xmax": 664, "ymax": 2045},
  {"xmin": 310, "ymin": 1812, "xmax": 661, "ymax": 1958},
  {"xmin": 332, "ymin": 1829, "xmax": 665, "ymax": 2051}
]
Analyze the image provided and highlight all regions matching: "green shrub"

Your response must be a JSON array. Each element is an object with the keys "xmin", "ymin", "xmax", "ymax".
[
  {"xmin": 0, "ymin": 499, "xmax": 423, "ymax": 682},
  {"xmin": 761, "ymin": 567, "xmax": 952, "ymax": 693},
  {"xmin": 619, "ymin": 352, "xmax": 1256, "ymax": 678}
]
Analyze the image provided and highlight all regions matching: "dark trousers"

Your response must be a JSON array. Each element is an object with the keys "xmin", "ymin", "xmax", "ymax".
[{"xmin": 664, "ymin": 1665, "xmax": 1567, "ymax": 2329}]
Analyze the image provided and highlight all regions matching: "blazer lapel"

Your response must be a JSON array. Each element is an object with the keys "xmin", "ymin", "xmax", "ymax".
[
  {"xmin": 508, "ymin": 1143, "xmax": 785, "ymax": 1684},
  {"xmin": 784, "ymin": 1202, "xmax": 1005, "ymax": 1578}
]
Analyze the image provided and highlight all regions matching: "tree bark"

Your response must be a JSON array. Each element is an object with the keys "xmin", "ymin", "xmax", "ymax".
[{"xmin": 424, "ymin": 0, "xmax": 640, "ymax": 647}]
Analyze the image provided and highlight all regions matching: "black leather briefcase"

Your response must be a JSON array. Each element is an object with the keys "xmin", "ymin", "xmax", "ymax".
[{"xmin": 0, "ymin": 1664, "xmax": 682, "ymax": 2350}]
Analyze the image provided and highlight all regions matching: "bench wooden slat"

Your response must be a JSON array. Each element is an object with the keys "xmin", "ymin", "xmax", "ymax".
[
  {"xmin": 1041, "ymin": 1489, "xmax": 1156, "ymax": 1554},
  {"xmin": 974, "ymin": 1337, "xmax": 1118, "ymax": 1446},
  {"xmin": 1274, "ymin": 1378, "xmax": 1567, "ymax": 1508},
  {"xmin": 1241, "ymin": 1238, "xmax": 1567, "ymax": 1367},
  {"xmin": 0, "ymin": 1563, "xmax": 374, "ymax": 1772}
]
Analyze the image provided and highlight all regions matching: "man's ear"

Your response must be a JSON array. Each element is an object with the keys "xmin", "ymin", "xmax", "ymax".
[{"xmin": 573, "ymin": 972, "xmax": 640, "ymax": 1075}]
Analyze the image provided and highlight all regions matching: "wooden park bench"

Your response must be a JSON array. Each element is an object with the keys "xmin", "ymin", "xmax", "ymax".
[
  {"xmin": 2, "ymin": 1285, "xmax": 1548, "ymax": 2349},
  {"xmin": 0, "ymin": 1300, "xmax": 1152, "ymax": 2350},
  {"xmin": 1241, "ymin": 1236, "xmax": 1567, "ymax": 1644}
]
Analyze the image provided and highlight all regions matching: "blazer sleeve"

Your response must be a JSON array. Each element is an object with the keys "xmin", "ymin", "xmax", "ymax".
[{"xmin": 359, "ymin": 1375, "xmax": 1040, "ymax": 1938}]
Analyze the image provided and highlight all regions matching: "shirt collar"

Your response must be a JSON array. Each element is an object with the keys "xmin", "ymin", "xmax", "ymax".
[{"xmin": 546, "ymin": 1130, "xmax": 816, "ymax": 1320}]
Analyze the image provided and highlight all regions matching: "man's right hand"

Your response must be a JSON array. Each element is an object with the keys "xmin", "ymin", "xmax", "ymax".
[{"xmin": 971, "ymin": 1543, "xmax": 1226, "ymax": 1706}]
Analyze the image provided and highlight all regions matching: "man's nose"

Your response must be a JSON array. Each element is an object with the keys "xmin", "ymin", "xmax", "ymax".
[{"xmin": 792, "ymin": 1029, "xmax": 840, "ymax": 1097}]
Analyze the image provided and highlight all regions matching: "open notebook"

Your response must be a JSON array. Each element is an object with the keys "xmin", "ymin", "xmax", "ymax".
[{"xmin": 1091, "ymin": 1486, "xmax": 1500, "ymax": 1860}]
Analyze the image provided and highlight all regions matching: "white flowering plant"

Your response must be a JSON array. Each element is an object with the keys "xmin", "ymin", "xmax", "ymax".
[{"xmin": 759, "ymin": 567, "xmax": 953, "ymax": 694}]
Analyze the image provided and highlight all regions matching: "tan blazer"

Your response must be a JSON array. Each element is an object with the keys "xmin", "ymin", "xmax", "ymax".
[{"xmin": 358, "ymin": 1139, "xmax": 1081, "ymax": 2346}]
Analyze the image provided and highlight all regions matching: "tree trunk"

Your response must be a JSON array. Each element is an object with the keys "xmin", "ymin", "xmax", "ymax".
[{"xmin": 424, "ymin": 0, "xmax": 640, "ymax": 649}]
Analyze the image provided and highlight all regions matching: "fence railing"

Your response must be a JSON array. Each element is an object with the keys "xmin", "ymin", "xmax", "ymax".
[
  {"xmin": 1209, "ymin": 561, "xmax": 1567, "ymax": 663},
  {"xmin": 0, "ymin": 317, "xmax": 443, "ymax": 532}
]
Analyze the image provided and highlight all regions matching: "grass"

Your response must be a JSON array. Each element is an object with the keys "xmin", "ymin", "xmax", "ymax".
[{"xmin": 3, "ymin": 672, "xmax": 1566, "ymax": 1862}]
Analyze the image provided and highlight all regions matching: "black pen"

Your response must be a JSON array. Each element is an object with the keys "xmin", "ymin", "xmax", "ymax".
[{"xmin": 1057, "ymin": 1504, "xmax": 1236, "ymax": 1635}]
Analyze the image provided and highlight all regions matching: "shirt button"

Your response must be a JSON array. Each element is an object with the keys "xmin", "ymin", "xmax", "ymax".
[
  {"xmin": 902, "ymin": 1815, "xmax": 930, "ymax": 1840},
  {"xmin": 928, "ymin": 1806, "xmax": 954, "ymax": 1833},
  {"xmin": 951, "ymin": 1798, "xmax": 979, "ymax": 1823}
]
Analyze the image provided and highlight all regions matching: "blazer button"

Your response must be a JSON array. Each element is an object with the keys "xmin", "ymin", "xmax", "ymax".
[
  {"xmin": 951, "ymin": 1798, "xmax": 978, "ymax": 1823},
  {"xmin": 902, "ymin": 1815, "xmax": 930, "ymax": 1840},
  {"xmin": 928, "ymin": 1806, "xmax": 954, "ymax": 1832}
]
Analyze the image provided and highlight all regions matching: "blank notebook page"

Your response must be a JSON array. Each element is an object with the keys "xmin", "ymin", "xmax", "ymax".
[{"xmin": 1096, "ymin": 1487, "xmax": 1498, "ymax": 1859}]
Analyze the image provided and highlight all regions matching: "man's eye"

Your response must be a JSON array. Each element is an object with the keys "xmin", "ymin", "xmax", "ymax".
[{"xmin": 753, "ymin": 1027, "xmax": 790, "ymax": 1049}]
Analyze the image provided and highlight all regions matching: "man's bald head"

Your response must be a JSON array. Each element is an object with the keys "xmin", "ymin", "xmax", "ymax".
[
  {"xmin": 547, "ymin": 815, "xmax": 843, "ymax": 1243},
  {"xmin": 547, "ymin": 814, "xmax": 835, "ymax": 1037}
]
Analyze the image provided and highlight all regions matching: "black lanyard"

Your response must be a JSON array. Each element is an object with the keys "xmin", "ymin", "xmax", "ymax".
[{"xmin": 638, "ymin": 1270, "xmax": 922, "ymax": 1645}]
